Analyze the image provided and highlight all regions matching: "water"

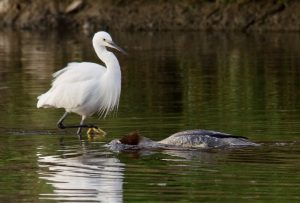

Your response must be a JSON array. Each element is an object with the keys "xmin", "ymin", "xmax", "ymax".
[{"xmin": 0, "ymin": 30, "xmax": 299, "ymax": 202}]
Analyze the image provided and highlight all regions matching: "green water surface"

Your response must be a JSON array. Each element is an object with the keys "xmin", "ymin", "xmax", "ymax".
[{"xmin": 0, "ymin": 31, "xmax": 299, "ymax": 202}]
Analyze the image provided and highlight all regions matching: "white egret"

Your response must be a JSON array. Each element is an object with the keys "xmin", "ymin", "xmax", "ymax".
[{"xmin": 37, "ymin": 31, "xmax": 125, "ymax": 139}]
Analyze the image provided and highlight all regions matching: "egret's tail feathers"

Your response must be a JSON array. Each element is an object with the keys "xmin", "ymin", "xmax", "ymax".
[{"xmin": 37, "ymin": 93, "xmax": 52, "ymax": 108}]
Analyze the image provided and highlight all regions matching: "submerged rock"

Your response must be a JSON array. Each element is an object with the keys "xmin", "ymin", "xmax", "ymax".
[{"xmin": 106, "ymin": 130, "xmax": 260, "ymax": 152}]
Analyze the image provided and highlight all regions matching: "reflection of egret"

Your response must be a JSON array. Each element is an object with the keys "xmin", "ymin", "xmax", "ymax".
[
  {"xmin": 38, "ymin": 149, "xmax": 124, "ymax": 202},
  {"xmin": 37, "ymin": 31, "xmax": 126, "ymax": 138}
]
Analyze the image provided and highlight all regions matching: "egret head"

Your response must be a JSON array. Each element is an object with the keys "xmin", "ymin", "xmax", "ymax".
[{"xmin": 93, "ymin": 31, "xmax": 126, "ymax": 54}]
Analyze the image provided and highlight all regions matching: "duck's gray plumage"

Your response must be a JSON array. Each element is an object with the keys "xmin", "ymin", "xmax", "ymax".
[
  {"xmin": 106, "ymin": 129, "xmax": 260, "ymax": 152},
  {"xmin": 158, "ymin": 130, "xmax": 258, "ymax": 148}
]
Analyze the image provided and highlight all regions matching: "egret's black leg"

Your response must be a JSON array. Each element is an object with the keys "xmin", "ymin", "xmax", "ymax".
[
  {"xmin": 57, "ymin": 112, "xmax": 69, "ymax": 129},
  {"xmin": 56, "ymin": 112, "xmax": 99, "ymax": 138},
  {"xmin": 76, "ymin": 118, "xmax": 85, "ymax": 139},
  {"xmin": 57, "ymin": 112, "xmax": 98, "ymax": 129}
]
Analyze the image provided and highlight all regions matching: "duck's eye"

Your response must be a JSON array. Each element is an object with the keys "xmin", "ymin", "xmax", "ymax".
[{"xmin": 103, "ymin": 38, "xmax": 106, "ymax": 41}]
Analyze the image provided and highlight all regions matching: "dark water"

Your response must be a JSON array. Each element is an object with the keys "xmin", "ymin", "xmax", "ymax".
[{"xmin": 0, "ymin": 31, "xmax": 299, "ymax": 202}]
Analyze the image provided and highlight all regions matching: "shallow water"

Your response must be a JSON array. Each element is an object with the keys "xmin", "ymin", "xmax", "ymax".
[{"xmin": 0, "ymin": 31, "xmax": 299, "ymax": 202}]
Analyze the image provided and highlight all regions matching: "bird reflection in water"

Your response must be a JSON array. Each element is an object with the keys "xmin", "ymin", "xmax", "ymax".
[{"xmin": 37, "ymin": 145, "xmax": 124, "ymax": 203}]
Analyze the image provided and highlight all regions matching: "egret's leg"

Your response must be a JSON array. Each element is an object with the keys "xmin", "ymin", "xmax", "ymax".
[
  {"xmin": 57, "ymin": 112, "xmax": 69, "ymax": 129},
  {"xmin": 76, "ymin": 117, "xmax": 85, "ymax": 138},
  {"xmin": 57, "ymin": 112, "xmax": 97, "ymax": 129},
  {"xmin": 56, "ymin": 112, "xmax": 102, "ymax": 138}
]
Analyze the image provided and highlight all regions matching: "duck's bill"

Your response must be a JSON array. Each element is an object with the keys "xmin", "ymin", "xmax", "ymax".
[{"xmin": 108, "ymin": 41, "xmax": 127, "ymax": 55}]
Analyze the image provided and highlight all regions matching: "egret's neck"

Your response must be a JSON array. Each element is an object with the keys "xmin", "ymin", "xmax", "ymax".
[{"xmin": 93, "ymin": 44, "xmax": 120, "ymax": 74}]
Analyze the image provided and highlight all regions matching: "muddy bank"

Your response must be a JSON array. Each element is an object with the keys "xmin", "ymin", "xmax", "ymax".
[{"xmin": 0, "ymin": 0, "xmax": 299, "ymax": 32}]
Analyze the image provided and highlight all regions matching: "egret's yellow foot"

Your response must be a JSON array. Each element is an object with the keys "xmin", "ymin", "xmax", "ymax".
[
  {"xmin": 87, "ymin": 127, "xmax": 106, "ymax": 135},
  {"xmin": 87, "ymin": 127, "xmax": 106, "ymax": 141}
]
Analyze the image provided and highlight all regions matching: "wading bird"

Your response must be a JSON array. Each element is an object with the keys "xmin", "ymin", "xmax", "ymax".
[{"xmin": 37, "ymin": 31, "xmax": 125, "ymax": 139}]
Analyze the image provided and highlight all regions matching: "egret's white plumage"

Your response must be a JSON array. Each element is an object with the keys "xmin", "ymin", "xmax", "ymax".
[{"xmin": 37, "ymin": 31, "xmax": 125, "ymax": 136}]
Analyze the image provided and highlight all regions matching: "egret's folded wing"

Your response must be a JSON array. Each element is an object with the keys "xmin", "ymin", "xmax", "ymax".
[{"xmin": 52, "ymin": 62, "xmax": 106, "ymax": 87}]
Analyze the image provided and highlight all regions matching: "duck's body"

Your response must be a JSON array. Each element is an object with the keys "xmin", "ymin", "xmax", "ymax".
[
  {"xmin": 158, "ymin": 130, "xmax": 257, "ymax": 148},
  {"xmin": 107, "ymin": 130, "xmax": 260, "ymax": 151}
]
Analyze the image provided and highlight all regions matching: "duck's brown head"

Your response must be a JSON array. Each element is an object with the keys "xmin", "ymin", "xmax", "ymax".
[{"xmin": 119, "ymin": 131, "xmax": 142, "ymax": 145}]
